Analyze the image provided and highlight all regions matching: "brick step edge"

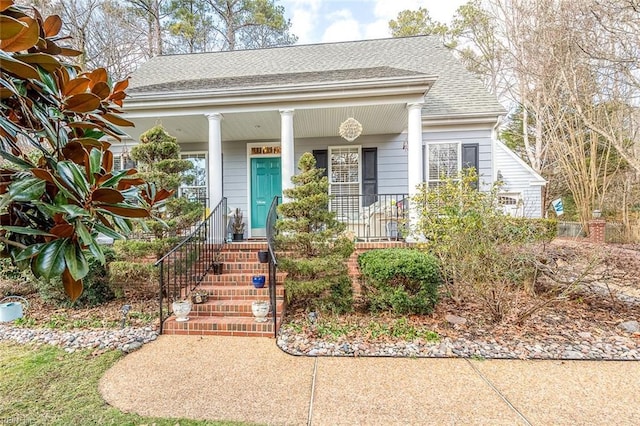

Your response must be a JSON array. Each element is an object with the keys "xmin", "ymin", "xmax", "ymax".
[{"xmin": 162, "ymin": 316, "xmax": 280, "ymax": 337}]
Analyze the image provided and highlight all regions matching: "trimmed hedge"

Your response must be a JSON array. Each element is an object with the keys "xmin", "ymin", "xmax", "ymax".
[{"xmin": 358, "ymin": 248, "xmax": 442, "ymax": 315}]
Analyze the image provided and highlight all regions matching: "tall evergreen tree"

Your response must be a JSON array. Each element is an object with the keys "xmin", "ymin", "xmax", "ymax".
[
  {"xmin": 130, "ymin": 125, "xmax": 203, "ymax": 238},
  {"xmin": 276, "ymin": 153, "xmax": 354, "ymax": 314}
]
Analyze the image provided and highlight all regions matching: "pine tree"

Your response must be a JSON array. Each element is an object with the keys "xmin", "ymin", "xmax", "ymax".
[
  {"xmin": 276, "ymin": 153, "xmax": 354, "ymax": 313},
  {"xmin": 131, "ymin": 125, "xmax": 204, "ymax": 238}
]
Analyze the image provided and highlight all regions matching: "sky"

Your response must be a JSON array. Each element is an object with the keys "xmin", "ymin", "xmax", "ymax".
[{"xmin": 281, "ymin": 0, "xmax": 469, "ymax": 45}]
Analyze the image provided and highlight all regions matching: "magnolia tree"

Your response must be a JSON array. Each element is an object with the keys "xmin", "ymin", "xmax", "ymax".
[{"xmin": 0, "ymin": 1, "xmax": 170, "ymax": 300}]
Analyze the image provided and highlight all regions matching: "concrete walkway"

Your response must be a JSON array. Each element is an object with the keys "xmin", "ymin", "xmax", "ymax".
[{"xmin": 99, "ymin": 335, "xmax": 640, "ymax": 425}]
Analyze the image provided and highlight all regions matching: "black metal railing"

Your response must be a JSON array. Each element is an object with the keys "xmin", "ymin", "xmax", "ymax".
[
  {"xmin": 330, "ymin": 193, "xmax": 409, "ymax": 241},
  {"xmin": 156, "ymin": 197, "xmax": 227, "ymax": 333},
  {"xmin": 266, "ymin": 195, "xmax": 280, "ymax": 337}
]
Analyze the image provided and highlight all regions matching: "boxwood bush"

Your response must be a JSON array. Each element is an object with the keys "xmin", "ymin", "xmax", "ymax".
[{"xmin": 358, "ymin": 248, "xmax": 442, "ymax": 315}]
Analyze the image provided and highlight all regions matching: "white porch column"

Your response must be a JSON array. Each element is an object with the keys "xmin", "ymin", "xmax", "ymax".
[
  {"xmin": 280, "ymin": 109, "xmax": 295, "ymax": 198},
  {"xmin": 407, "ymin": 103, "xmax": 424, "ymax": 241},
  {"xmin": 205, "ymin": 113, "xmax": 223, "ymax": 208}
]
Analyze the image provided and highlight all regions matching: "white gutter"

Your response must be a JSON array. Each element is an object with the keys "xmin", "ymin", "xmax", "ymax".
[{"xmin": 123, "ymin": 75, "xmax": 438, "ymax": 112}]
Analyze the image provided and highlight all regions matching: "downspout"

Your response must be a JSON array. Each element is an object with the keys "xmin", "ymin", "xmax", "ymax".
[{"xmin": 491, "ymin": 115, "xmax": 504, "ymax": 183}]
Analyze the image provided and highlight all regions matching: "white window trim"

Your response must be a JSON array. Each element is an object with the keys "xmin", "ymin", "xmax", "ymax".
[
  {"xmin": 425, "ymin": 141, "xmax": 462, "ymax": 184},
  {"xmin": 180, "ymin": 151, "xmax": 208, "ymax": 200},
  {"xmin": 328, "ymin": 145, "xmax": 363, "ymax": 195},
  {"xmin": 328, "ymin": 145, "xmax": 363, "ymax": 221}
]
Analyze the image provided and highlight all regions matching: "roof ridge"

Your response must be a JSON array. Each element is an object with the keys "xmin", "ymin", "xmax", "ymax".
[{"xmin": 150, "ymin": 35, "xmax": 440, "ymax": 59}]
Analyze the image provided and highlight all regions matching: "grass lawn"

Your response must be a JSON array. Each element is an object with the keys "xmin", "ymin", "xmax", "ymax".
[{"xmin": 0, "ymin": 342, "xmax": 251, "ymax": 426}]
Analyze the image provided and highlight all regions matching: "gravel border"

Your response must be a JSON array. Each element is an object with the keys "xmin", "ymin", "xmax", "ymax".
[
  {"xmin": 277, "ymin": 328, "xmax": 640, "ymax": 360},
  {"xmin": 3, "ymin": 321, "xmax": 638, "ymax": 361},
  {"xmin": 0, "ymin": 324, "xmax": 159, "ymax": 353}
]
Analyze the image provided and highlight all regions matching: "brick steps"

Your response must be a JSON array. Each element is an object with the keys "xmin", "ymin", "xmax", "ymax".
[
  {"xmin": 163, "ymin": 315, "xmax": 280, "ymax": 337},
  {"xmin": 190, "ymin": 299, "xmax": 284, "ymax": 317},
  {"xmin": 199, "ymin": 284, "xmax": 285, "ymax": 300},
  {"xmin": 202, "ymin": 272, "xmax": 287, "ymax": 285},
  {"xmin": 163, "ymin": 241, "xmax": 284, "ymax": 338}
]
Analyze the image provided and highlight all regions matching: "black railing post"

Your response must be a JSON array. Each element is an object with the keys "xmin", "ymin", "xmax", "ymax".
[{"xmin": 266, "ymin": 196, "xmax": 280, "ymax": 338}]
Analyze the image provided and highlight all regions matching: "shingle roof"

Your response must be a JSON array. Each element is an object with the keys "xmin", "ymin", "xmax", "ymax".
[
  {"xmin": 129, "ymin": 36, "xmax": 504, "ymax": 117},
  {"xmin": 132, "ymin": 66, "xmax": 425, "ymax": 93}
]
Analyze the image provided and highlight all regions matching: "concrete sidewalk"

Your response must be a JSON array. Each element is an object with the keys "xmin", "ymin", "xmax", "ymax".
[{"xmin": 99, "ymin": 335, "xmax": 640, "ymax": 425}]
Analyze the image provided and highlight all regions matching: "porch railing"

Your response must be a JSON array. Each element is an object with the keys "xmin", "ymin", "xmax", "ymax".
[
  {"xmin": 265, "ymin": 195, "xmax": 280, "ymax": 337},
  {"xmin": 331, "ymin": 193, "xmax": 408, "ymax": 241},
  {"xmin": 155, "ymin": 197, "xmax": 227, "ymax": 333}
]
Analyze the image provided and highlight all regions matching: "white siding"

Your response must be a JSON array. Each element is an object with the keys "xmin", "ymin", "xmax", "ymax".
[
  {"xmin": 494, "ymin": 141, "xmax": 545, "ymax": 218},
  {"xmin": 423, "ymin": 128, "xmax": 494, "ymax": 191},
  {"xmin": 221, "ymin": 140, "xmax": 249, "ymax": 215},
  {"xmin": 294, "ymin": 134, "xmax": 408, "ymax": 195},
  {"xmin": 186, "ymin": 129, "xmax": 545, "ymax": 221}
]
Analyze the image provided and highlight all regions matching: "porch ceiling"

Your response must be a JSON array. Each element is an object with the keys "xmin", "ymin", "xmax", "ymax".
[{"xmin": 122, "ymin": 103, "xmax": 409, "ymax": 144}]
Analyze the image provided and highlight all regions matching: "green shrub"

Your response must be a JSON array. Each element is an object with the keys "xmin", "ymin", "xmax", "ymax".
[
  {"xmin": 412, "ymin": 170, "xmax": 554, "ymax": 322},
  {"xmin": 112, "ymin": 238, "xmax": 181, "ymax": 260},
  {"xmin": 36, "ymin": 248, "xmax": 116, "ymax": 307},
  {"xmin": 277, "ymin": 153, "xmax": 354, "ymax": 314},
  {"xmin": 0, "ymin": 258, "xmax": 38, "ymax": 297},
  {"xmin": 108, "ymin": 261, "xmax": 159, "ymax": 299},
  {"xmin": 358, "ymin": 248, "xmax": 442, "ymax": 315}
]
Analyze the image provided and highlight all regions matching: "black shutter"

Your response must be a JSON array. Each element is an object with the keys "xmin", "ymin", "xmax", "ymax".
[
  {"xmin": 462, "ymin": 143, "xmax": 479, "ymax": 188},
  {"xmin": 362, "ymin": 147, "xmax": 378, "ymax": 207},
  {"xmin": 312, "ymin": 149, "xmax": 328, "ymax": 178}
]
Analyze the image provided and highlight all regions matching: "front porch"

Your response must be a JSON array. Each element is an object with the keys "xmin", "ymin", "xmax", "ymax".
[{"xmin": 121, "ymin": 72, "xmax": 433, "ymax": 237}]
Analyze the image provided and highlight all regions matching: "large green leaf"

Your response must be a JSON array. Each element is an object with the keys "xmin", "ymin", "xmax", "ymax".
[
  {"xmin": 64, "ymin": 242, "xmax": 89, "ymax": 281},
  {"xmin": 98, "ymin": 204, "xmax": 149, "ymax": 218},
  {"xmin": 14, "ymin": 243, "xmax": 44, "ymax": 262},
  {"xmin": 74, "ymin": 219, "xmax": 93, "ymax": 246},
  {"xmin": 57, "ymin": 161, "xmax": 89, "ymax": 198},
  {"xmin": 92, "ymin": 221, "xmax": 123, "ymax": 240},
  {"xmin": 0, "ymin": 177, "xmax": 45, "ymax": 210},
  {"xmin": 0, "ymin": 152, "xmax": 34, "ymax": 173},
  {"xmin": 0, "ymin": 226, "xmax": 54, "ymax": 237},
  {"xmin": 88, "ymin": 148, "xmax": 101, "ymax": 177},
  {"xmin": 33, "ymin": 238, "xmax": 67, "ymax": 280},
  {"xmin": 98, "ymin": 168, "xmax": 131, "ymax": 189}
]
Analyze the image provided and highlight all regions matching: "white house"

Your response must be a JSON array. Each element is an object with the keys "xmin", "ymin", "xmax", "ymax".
[{"xmin": 118, "ymin": 36, "xmax": 545, "ymax": 239}]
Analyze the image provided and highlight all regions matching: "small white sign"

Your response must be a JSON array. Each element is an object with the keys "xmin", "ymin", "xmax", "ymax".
[{"xmin": 551, "ymin": 198, "xmax": 564, "ymax": 216}]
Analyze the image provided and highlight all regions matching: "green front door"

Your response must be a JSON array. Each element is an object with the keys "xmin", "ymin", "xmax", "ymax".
[{"xmin": 251, "ymin": 157, "xmax": 282, "ymax": 233}]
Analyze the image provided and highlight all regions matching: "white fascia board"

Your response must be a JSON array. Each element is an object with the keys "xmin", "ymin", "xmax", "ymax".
[
  {"xmin": 422, "ymin": 112, "xmax": 504, "ymax": 126},
  {"xmin": 123, "ymin": 75, "xmax": 437, "ymax": 113}
]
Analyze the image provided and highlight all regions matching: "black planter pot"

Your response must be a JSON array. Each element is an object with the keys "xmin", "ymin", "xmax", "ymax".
[
  {"xmin": 232, "ymin": 233, "xmax": 244, "ymax": 242},
  {"xmin": 257, "ymin": 250, "xmax": 269, "ymax": 263},
  {"xmin": 212, "ymin": 262, "xmax": 223, "ymax": 275}
]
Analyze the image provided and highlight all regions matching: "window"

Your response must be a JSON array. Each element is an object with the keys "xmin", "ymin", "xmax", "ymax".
[
  {"xmin": 113, "ymin": 155, "xmax": 122, "ymax": 171},
  {"xmin": 180, "ymin": 153, "xmax": 207, "ymax": 204},
  {"xmin": 499, "ymin": 192, "xmax": 523, "ymax": 217},
  {"xmin": 329, "ymin": 146, "xmax": 361, "ymax": 219},
  {"xmin": 427, "ymin": 142, "xmax": 460, "ymax": 186}
]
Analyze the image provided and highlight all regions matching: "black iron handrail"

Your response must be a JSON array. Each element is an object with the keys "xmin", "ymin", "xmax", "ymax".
[
  {"xmin": 330, "ymin": 193, "xmax": 409, "ymax": 241},
  {"xmin": 265, "ymin": 195, "xmax": 280, "ymax": 337},
  {"xmin": 156, "ymin": 197, "xmax": 227, "ymax": 333}
]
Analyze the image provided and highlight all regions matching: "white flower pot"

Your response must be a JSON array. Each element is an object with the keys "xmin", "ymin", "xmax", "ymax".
[
  {"xmin": 172, "ymin": 300, "xmax": 192, "ymax": 322},
  {"xmin": 251, "ymin": 301, "xmax": 270, "ymax": 323}
]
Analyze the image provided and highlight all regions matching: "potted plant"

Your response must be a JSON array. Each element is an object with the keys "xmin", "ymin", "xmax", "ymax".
[
  {"xmin": 172, "ymin": 299, "xmax": 192, "ymax": 322},
  {"xmin": 251, "ymin": 300, "xmax": 270, "ymax": 322},
  {"xmin": 231, "ymin": 208, "xmax": 245, "ymax": 241},
  {"xmin": 252, "ymin": 275, "xmax": 266, "ymax": 288},
  {"xmin": 257, "ymin": 250, "xmax": 269, "ymax": 263},
  {"xmin": 212, "ymin": 250, "xmax": 224, "ymax": 275},
  {"xmin": 191, "ymin": 290, "xmax": 209, "ymax": 304}
]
